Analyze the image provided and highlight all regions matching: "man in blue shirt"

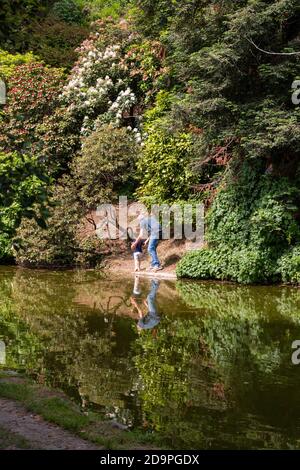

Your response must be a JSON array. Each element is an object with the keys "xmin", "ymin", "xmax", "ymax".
[{"xmin": 132, "ymin": 213, "xmax": 163, "ymax": 272}]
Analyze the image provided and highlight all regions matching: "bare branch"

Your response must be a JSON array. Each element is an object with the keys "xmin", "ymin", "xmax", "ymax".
[{"xmin": 246, "ymin": 37, "xmax": 300, "ymax": 56}]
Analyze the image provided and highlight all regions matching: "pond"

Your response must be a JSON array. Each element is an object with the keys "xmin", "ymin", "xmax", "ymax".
[{"xmin": 0, "ymin": 266, "xmax": 300, "ymax": 449}]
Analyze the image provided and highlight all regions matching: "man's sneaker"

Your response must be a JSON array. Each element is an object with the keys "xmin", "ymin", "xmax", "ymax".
[
  {"xmin": 152, "ymin": 266, "xmax": 163, "ymax": 272},
  {"xmin": 147, "ymin": 266, "xmax": 154, "ymax": 271}
]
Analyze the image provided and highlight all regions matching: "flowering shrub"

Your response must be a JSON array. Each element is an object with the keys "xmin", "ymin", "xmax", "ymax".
[
  {"xmin": 60, "ymin": 38, "xmax": 137, "ymax": 134},
  {"xmin": 60, "ymin": 19, "xmax": 165, "ymax": 142},
  {"xmin": 0, "ymin": 63, "xmax": 64, "ymax": 153}
]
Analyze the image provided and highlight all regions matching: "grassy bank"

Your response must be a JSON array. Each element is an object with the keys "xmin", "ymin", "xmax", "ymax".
[{"xmin": 0, "ymin": 371, "xmax": 160, "ymax": 450}]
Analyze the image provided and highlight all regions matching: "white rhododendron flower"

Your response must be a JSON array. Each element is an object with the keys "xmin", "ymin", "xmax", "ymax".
[{"xmin": 59, "ymin": 35, "xmax": 143, "ymax": 142}]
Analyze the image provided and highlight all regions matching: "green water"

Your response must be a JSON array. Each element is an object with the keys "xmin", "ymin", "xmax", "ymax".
[{"xmin": 1, "ymin": 266, "xmax": 300, "ymax": 449}]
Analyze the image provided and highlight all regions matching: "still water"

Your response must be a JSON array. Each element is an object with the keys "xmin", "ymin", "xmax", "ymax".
[{"xmin": 1, "ymin": 266, "xmax": 300, "ymax": 449}]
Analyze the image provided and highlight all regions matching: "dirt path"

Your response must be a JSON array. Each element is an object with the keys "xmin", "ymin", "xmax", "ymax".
[
  {"xmin": 0, "ymin": 397, "xmax": 100, "ymax": 450},
  {"xmin": 105, "ymin": 239, "xmax": 186, "ymax": 278}
]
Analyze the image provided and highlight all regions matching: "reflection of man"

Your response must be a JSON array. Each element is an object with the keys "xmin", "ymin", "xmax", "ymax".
[
  {"xmin": 132, "ymin": 213, "xmax": 163, "ymax": 272},
  {"xmin": 131, "ymin": 278, "xmax": 160, "ymax": 331}
]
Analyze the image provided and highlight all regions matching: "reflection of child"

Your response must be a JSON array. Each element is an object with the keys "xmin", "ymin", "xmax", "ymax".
[
  {"xmin": 132, "ymin": 275, "xmax": 142, "ymax": 296},
  {"xmin": 131, "ymin": 238, "xmax": 148, "ymax": 272}
]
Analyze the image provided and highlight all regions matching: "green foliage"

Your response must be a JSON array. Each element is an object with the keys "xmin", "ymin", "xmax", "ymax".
[
  {"xmin": 177, "ymin": 247, "xmax": 277, "ymax": 285},
  {"xmin": 0, "ymin": 376, "xmax": 94, "ymax": 434},
  {"xmin": 0, "ymin": 49, "xmax": 36, "ymax": 80},
  {"xmin": 14, "ymin": 181, "xmax": 101, "ymax": 268},
  {"xmin": 75, "ymin": 0, "xmax": 129, "ymax": 20},
  {"xmin": 169, "ymin": 0, "xmax": 300, "ymax": 164},
  {"xmin": 27, "ymin": 16, "xmax": 89, "ymax": 69},
  {"xmin": 132, "ymin": 0, "xmax": 179, "ymax": 37},
  {"xmin": 14, "ymin": 179, "xmax": 92, "ymax": 267},
  {"xmin": 0, "ymin": 1, "xmax": 87, "ymax": 69},
  {"xmin": 177, "ymin": 161, "xmax": 300, "ymax": 284},
  {"xmin": 0, "ymin": 152, "xmax": 49, "ymax": 260},
  {"xmin": 52, "ymin": 0, "xmax": 84, "ymax": 24},
  {"xmin": 124, "ymin": 40, "xmax": 165, "ymax": 100},
  {"xmin": 33, "ymin": 107, "xmax": 81, "ymax": 177},
  {"xmin": 136, "ymin": 127, "xmax": 196, "ymax": 204},
  {"xmin": 135, "ymin": 87, "xmax": 199, "ymax": 205},
  {"xmin": 73, "ymin": 125, "xmax": 139, "ymax": 207},
  {"xmin": 14, "ymin": 125, "xmax": 137, "ymax": 267},
  {"xmin": 0, "ymin": 0, "xmax": 49, "ymax": 52},
  {"xmin": 277, "ymin": 245, "xmax": 300, "ymax": 284},
  {"xmin": 176, "ymin": 249, "xmax": 218, "ymax": 280}
]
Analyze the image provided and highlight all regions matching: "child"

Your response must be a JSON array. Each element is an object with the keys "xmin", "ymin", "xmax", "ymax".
[{"xmin": 131, "ymin": 237, "xmax": 148, "ymax": 272}]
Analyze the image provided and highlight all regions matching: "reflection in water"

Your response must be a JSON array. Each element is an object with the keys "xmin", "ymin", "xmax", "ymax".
[
  {"xmin": 1, "ymin": 266, "xmax": 300, "ymax": 448},
  {"xmin": 131, "ymin": 277, "xmax": 161, "ymax": 332}
]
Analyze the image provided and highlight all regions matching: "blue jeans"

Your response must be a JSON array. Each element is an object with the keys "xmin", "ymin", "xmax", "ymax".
[
  {"xmin": 138, "ymin": 280, "xmax": 160, "ymax": 330},
  {"xmin": 148, "ymin": 238, "xmax": 160, "ymax": 268},
  {"xmin": 147, "ymin": 280, "xmax": 159, "ymax": 314}
]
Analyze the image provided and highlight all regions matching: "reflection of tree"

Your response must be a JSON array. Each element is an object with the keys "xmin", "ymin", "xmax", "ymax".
[
  {"xmin": 2, "ymin": 268, "xmax": 300, "ymax": 449},
  {"xmin": 0, "ymin": 270, "xmax": 44, "ymax": 372},
  {"xmin": 0, "ymin": 269, "xmax": 137, "ymax": 423},
  {"xmin": 131, "ymin": 282, "xmax": 300, "ymax": 449},
  {"xmin": 133, "ymin": 315, "xmax": 231, "ymax": 448},
  {"xmin": 176, "ymin": 281, "xmax": 300, "ymax": 374}
]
